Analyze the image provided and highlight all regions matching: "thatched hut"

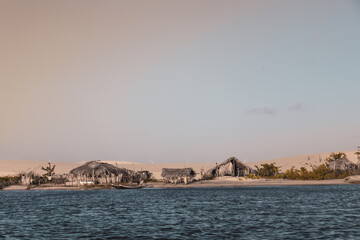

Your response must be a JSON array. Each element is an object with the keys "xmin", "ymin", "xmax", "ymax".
[
  {"xmin": 20, "ymin": 172, "xmax": 66, "ymax": 185},
  {"xmin": 135, "ymin": 171, "xmax": 152, "ymax": 182},
  {"xmin": 20, "ymin": 171, "xmax": 40, "ymax": 185},
  {"xmin": 161, "ymin": 168, "xmax": 196, "ymax": 184},
  {"xmin": 206, "ymin": 157, "xmax": 256, "ymax": 178},
  {"xmin": 328, "ymin": 158, "xmax": 358, "ymax": 171},
  {"xmin": 21, "ymin": 172, "xmax": 34, "ymax": 185},
  {"xmin": 67, "ymin": 161, "xmax": 133, "ymax": 185}
]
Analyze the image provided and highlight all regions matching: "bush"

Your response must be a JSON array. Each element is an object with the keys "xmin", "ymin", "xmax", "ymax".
[
  {"xmin": 255, "ymin": 161, "xmax": 355, "ymax": 181},
  {"xmin": 0, "ymin": 176, "xmax": 21, "ymax": 186},
  {"xmin": 144, "ymin": 178, "xmax": 159, "ymax": 183},
  {"xmin": 256, "ymin": 163, "xmax": 280, "ymax": 178},
  {"xmin": 282, "ymin": 164, "xmax": 355, "ymax": 180}
]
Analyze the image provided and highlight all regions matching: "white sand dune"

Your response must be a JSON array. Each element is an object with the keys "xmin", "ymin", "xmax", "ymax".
[
  {"xmin": 0, "ymin": 160, "xmax": 80, "ymax": 177},
  {"xmin": 78, "ymin": 160, "xmax": 139, "ymax": 165},
  {"xmin": 0, "ymin": 151, "xmax": 358, "ymax": 178},
  {"xmin": 247, "ymin": 151, "xmax": 358, "ymax": 171}
]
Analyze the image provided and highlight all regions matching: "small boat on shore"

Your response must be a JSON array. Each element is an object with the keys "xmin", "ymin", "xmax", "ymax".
[{"xmin": 112, "ymin": 184, "xmax": 144, "ymax": 189}]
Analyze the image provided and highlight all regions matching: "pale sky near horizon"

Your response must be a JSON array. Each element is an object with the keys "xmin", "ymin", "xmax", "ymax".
[{"xmin": 1, "ymin": 0, "xmax": 359, "ymax": 163}]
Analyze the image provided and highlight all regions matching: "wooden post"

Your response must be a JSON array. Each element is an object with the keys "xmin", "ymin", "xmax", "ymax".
[
  {"xmin": 232, "ymin": 159, "xmax": 235, "ymax": 177},
  {"xmin": 216, "ymin": 162, "xmax": 219, "ymax": 178},
  {"xmin": 200, "ymin": 167, "xmax": 204, "ymax": 183}
]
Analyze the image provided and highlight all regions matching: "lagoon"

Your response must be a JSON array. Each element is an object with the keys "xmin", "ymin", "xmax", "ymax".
[{"xmin": 1, "ymin": 185, "xmax": 360, "ymax": 239}]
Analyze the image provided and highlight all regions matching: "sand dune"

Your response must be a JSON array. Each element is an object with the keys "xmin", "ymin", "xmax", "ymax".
[
  {"xmin": 0, "ymin": 151, "xmax": 358, "ymax": 178},
  {"xmin": 246, "ymin": 151, "xmax": 358, "ymax": 171},
  {"xmin": 0, "ymin": 160, "xmax": 80, "ymax": 177}
]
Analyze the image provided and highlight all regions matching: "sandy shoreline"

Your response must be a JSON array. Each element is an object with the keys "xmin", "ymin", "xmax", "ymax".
[
  {"xmin": 147, "ymin": 178, "xmax": 348, "ymax": 188},
  {"xmin": 1, "ymin": 178, "xmax": 350, "ymax": 191}
]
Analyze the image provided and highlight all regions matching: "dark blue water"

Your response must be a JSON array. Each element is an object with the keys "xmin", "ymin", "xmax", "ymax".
[{"xmin": 1, "ymin": 185, "xmax": 360, "ymax": 239}]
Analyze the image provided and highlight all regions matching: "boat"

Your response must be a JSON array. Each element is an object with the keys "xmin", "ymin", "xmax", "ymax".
[{"xmin": 112, "ymin": 184, "xmax": 144, "ymax": 189}]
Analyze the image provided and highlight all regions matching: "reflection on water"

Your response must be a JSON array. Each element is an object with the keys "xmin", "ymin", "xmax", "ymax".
[{"xmin": 1, "ymin": 185, "xmax": 360, "ymax": 239}]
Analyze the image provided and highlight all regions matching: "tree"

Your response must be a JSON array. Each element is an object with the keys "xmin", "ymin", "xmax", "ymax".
[
  {"xmin": 41, "ymin": 163, "xmax": 56, "ymax": 181},
  {"xmin": 284, "ymin": 167, "xmax": 300, "ymax": 180},
  {"xmin": 255, "ymin": 163, "xmax": 280, "ymax": 177},
  {"xmin": 327, "ymin": 152, "xmax": 347, "ymax": 161}
]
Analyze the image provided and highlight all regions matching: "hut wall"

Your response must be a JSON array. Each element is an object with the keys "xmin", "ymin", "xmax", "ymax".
[
  {"xmin": 163, "ymin": 176, "xmax": 192, "ymax": 184},
  {"xmin": 21, "ymin": 175, "xmax": 32, "ymax": 185},
  {"xmin": 218, "ymin": 162, "xmax": 234, "ymax": 176}
]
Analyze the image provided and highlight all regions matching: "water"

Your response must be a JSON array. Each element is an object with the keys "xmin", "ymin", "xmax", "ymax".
[{"xmin": 1, "ymin": 185, "xmax": 360, "ymax": 239}]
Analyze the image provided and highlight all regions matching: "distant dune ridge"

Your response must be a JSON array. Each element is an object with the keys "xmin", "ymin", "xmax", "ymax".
[
  {"xmin": 0, "ymin": 160, "xmax": 80, "ymax": 177},
  {"xmin": 246, "ymin": 151, "xmax": 358, "ymax": 172},
  {"xmin": 0, "ymin": 151, "xmax": 358, "ymax": 177}
]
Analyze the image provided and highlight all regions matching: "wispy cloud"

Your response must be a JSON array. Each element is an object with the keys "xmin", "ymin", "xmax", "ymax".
[
  {"xmin": 247, "ymin": 107, "xmax": 277, "ymax": 115},
  {"xmin": 288, "ymin": 103, "xmax": 302, "ymax": 111}
]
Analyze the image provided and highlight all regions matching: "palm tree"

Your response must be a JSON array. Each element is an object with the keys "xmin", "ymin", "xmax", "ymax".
[
  {"xmin": 328, "ymin": 152, "xmax": 347, "ymax": 161},
  {"xmin": 326, "ymin": 152, "xmax": 347, "ymax": 171},
  {"xmin": 41, "ymin": 162, "xmax": 56, "ymax": 181}
]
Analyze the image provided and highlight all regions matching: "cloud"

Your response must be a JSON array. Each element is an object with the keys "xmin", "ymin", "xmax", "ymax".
[
  {"xmin": 247, "ymin": 107, "xmax": 277, "ymax": 115},
  {"xmin": 288, "ymin": 103, "xmax": 302, "ymax": 111}
]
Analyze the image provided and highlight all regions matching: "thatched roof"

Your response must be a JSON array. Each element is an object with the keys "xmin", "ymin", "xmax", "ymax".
[
  {"xmin": 161, "ymin": 168, "xmax": 196, "ymax": 179},
  {"xmin": 206, "ymin": 157, "xmax": 256, "ymax": 175},
  {"xmin": 328, "ymin": 158, "xmax": 357, "ymax": 171},
  {"xmin": 69, "ymin": 161, "xmax": 132, "ymax": 177}
]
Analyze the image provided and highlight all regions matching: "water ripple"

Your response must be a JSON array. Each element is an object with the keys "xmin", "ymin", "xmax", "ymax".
[{"xmin": 1, "ymin": 185, "xmax": 360, "ymax": 239}]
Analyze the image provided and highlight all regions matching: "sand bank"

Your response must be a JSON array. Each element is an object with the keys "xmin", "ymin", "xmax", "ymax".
[
  {"xmin": 145, "ymin": 178, "xmax": 348, "ymax": 189},
  {"xmin": 2, "ymin": 178, "xmax": 349, "ymax": 191},
  {"xmin": 246, "ymin": 150, "xmax": 358, "ymax": 171},
  {"xmin": 1, "ymin": 185, "xmax": 29, "ymax": 191}
]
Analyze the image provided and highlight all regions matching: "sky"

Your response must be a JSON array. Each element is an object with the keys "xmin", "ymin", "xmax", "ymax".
[{"xmin": 0, "ymin": 0, "xmax": 360, "ymax": 163}]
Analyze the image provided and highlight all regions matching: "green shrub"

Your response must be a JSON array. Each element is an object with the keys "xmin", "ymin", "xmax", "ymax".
[
  {"xmin": 282, "ymin": 164, "xmax": 354, "ymax": 180},
  {"xmin": 0, "ymin": 176, "xmax": 21, "ymax": 186},
  {"xmin": 144, "ymin": 178, "xmax": 159, "ymax": 183},
  {"xmin": 256, "ymin": 163, "xmax": 280, "ymax": 178}
]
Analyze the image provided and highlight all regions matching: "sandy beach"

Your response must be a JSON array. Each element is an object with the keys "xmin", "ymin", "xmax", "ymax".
[{"xmin": 1, "ymin": 177, "xmax": 350, "ymax": 191}]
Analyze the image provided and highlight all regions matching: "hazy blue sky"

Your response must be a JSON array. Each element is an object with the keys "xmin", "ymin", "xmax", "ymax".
[{"xmin": 1, "ymin": 0, "xmax": 359, "ymax": 163}]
